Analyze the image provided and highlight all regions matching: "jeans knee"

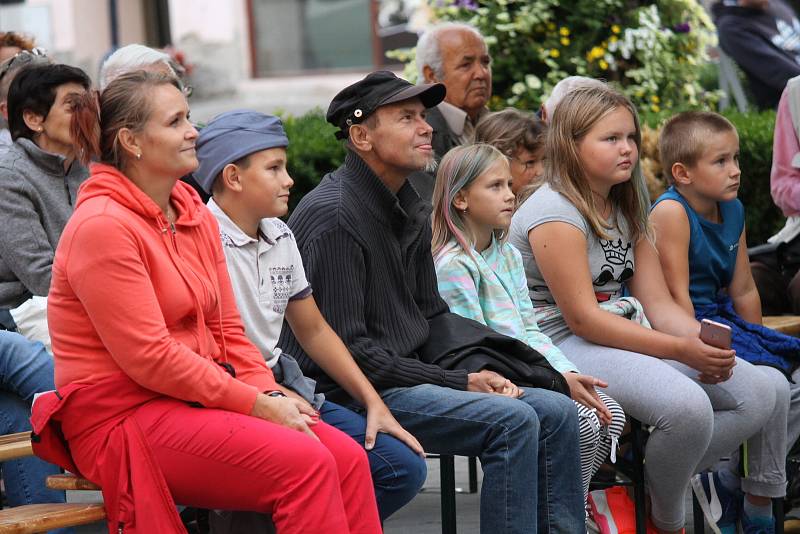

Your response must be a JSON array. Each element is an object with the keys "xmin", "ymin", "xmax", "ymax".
[
  {"xmin": 535, "ymin": 391, "xmax": 580, "ymax": 438},
  {"xmin": 387, "ymin": 452, "xmax": 426, "ymax": 503},
  {"xmin": 486, "ymin": 395, "xmax": 540, "ymax": 437},
  {"xmin": 403, "ymin": 453, "xmax": 427, "ymax": 494}
]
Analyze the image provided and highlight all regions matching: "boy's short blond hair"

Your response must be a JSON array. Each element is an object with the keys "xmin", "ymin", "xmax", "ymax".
[{"xmin": 659, "ymin": 111, "xmax": 738, "ymax": 184}]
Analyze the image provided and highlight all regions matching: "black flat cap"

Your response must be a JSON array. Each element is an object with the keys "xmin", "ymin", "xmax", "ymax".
[{"xmin": 326, "ymin": 70, "xmax": 446, "ymax": 140}]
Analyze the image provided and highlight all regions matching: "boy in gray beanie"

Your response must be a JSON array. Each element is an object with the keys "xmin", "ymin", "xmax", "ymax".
[{"xmin": 195, "ymin": 110, "xmax": 426, "ymax": 522}]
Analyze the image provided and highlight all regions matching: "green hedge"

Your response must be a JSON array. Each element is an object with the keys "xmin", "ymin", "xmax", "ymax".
[
  {"xmin": 726, "ymin": 110, "xmax": 783, "ymax": 246},
  {"xmin": 282, "ymin": 109, "xmax": 346, "ymax": 213},
  {"xmin": 282, "ymin": 108, "xmax": 783, "ymax": 245}
]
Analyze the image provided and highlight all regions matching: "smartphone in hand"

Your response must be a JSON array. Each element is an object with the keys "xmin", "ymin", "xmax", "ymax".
[{"xmin": 700, "ymin": 319, "xmax": 732, "ymax": 349}]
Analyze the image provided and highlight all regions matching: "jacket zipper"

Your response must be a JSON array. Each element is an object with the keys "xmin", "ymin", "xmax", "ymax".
[{"xmin": 64, "ymin": 178, "xmax": 72, "ymax": 206}]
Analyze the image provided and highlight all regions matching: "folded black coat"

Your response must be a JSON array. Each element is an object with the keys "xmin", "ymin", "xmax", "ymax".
[{"xmin": 419, "ymin": 313, "xmax": 570, "ymax": 396}]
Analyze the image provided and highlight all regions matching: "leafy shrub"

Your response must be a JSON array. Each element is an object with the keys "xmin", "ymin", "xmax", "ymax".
[
  {"xmin": 389, "ymin": 0, "xmax": 720, "ymax": 116},
  {"xmin": 282, "ymin": 108, "xmax": 346, "ymax": 213}
]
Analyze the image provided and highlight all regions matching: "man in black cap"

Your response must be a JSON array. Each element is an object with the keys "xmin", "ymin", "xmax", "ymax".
[{"xmin": 278, "ymin": 70, "xmax": 584, "ymax": 533}]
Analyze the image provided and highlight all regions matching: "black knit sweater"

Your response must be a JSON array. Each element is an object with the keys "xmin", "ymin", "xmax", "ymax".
[{"xmin": 277, "ymin": 151, "xmax": 469, "ymax": 402}]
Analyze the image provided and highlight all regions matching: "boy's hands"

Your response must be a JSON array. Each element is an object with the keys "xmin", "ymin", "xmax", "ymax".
[{"xmin": 364, "ymin": 402, "xmax": 424, "ymax": 455}]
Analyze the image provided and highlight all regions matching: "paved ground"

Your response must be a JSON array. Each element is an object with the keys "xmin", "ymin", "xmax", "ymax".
[{"xmin": 70, "ymin": 455, "xmax": 724, "ymax": 534}]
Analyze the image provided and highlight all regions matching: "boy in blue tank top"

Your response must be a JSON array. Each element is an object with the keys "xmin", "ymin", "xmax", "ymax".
[{"xmin": 651, "ymin": 111, "xmax": 800, "ymax": 534}]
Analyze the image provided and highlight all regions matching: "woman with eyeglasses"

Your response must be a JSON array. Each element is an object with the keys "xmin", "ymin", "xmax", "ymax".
[
  {"xmin": 0, "ymin": 63, "xmax": 91, "ymax": 349},
  {"xmin": 0, "ymin": 40, "xmax": 49, "ymax": 156}
]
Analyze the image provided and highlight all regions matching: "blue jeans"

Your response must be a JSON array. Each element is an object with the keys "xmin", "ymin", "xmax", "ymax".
[
  {"xmin": 380, "ymin": 384, "xmax": 584, "ymax": 534},
  {"xmin": 0, "ymin": 331, "xmax": 71, "ymax": 533},
  {"xmin": 320, "ymin": 400, "xmax": 426, "ymax": 520}
]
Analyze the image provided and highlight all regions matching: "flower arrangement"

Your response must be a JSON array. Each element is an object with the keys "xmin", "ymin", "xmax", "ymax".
[{"xmin": 389, "ymin": 0, "xmax": 720, "ymax": 115}]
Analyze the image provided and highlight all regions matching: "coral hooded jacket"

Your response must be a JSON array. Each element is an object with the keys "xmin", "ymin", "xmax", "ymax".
[{"xmin": 48, "ymin": 163, "xmax": 278, "ymax": 414}]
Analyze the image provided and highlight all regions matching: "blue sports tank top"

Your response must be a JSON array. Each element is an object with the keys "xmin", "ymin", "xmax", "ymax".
[{"xmin": 652, "ymin": 186, "xmax": 744, "ymax": 306}]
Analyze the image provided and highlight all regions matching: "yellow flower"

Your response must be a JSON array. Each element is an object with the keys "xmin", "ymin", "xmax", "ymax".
[
  {"xmin": 587, "ymin": 46, "xmax": 605, "ymax": 61},
  {"xmin": 611, "ymin": 24, "xmax": 621, "ymax": 34},
  {"xmin": 650, "ymin": 95, "xmax": 660, "ymax": 103},
  {"xmin": 546, "ymin": 22, "xmax": 556, "ymax": 31},
  {"xmin": 560, "ymin": 37, "xmax": 570, "ymax": 46},
  {"xmin": 599, "ymin": 59, "xmax": 609, "ymax": 70},
  {"xmin": 559, "ymin": 27, "xmax": 570, "ymax": 36},
  {"xmin": 635, "ymin": 89, "xmax": 645, "ymax": 97},
  {"xmin": 549, "ymin": 48, "xmax": 560, "ymax": 58},
  {"xmin": 650, "ymin": 104, "xmax": 661, "ymax": 113},
  {"xmin": 609, "ymin": 35, "xmax": 618, "ymax": 44}
]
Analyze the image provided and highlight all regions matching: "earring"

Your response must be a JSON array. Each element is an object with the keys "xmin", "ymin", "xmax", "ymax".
[
  {"xmin": 37, "ymin": 128, "xmax": 42, "ymax": 132},
  {"xmin": 136, "ymin": 153, "xmax": 142, "ymax": 160}
]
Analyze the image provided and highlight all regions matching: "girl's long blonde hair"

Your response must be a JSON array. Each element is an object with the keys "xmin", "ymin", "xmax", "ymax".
[
  {"xmin": 431, "ymin": 143, "xmax": 508, "ymax": 260},
  {"xmin": 544, "ymin": 84, "xmax": 652, "ymax": 243}
]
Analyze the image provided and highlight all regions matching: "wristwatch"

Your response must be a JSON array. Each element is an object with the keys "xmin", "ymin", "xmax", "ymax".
[{"xmin": 267, "ymin": 390, "xmax": 287, "ymax": 398}]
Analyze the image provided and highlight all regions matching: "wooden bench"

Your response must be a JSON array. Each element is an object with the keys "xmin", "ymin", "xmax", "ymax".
[
  {"xmin": 0, "ymin": 433, "xmax": 32, "ymax": 463},
  {"xmin": 0, "ymin": 503, "xmax": 105, "ymax": 533},
  {"xmin": 764, "ymin": 316, "xmax": 800, "ymax": 337},
  {"xmin": 45, "ymin": 474, "xmax": 100, "ymax": 492},
  {"xmin": 0, "ymin": 434, "xmax": 106, "ymax": 533}
]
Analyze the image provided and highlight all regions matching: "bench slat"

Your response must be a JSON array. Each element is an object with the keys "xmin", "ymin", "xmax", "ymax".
[
  {"xmin": 0, "ymin": 433, "xmax": 31, "ymax": 447},
  {"xmin": 0, "ymin": 433, "xmax": 33, "ymax": 463},
  {"xmin": 0, "ymin": 503, "xmax": 105, "ymax": 533},
  {"xmin": 45, "ymin": 474, "xmax": 100, "ymax": 491},
  {"xmin": 764, "ymin": 316, "xmax": 800, "ymax": 337}
]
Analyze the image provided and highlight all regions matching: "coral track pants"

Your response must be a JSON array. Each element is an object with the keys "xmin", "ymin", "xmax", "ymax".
[{"xmin": 73, "ymin": 398, "xmax": 382, "ymax": 534}]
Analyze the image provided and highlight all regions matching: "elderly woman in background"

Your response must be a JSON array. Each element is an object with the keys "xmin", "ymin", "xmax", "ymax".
[
  {"xmin": 99, "ymin": 43, "xmax": 208, "ymax": 200},
  {"xmin": 0, "ymin": 63, "xmax": 90, "ymax": 349}
]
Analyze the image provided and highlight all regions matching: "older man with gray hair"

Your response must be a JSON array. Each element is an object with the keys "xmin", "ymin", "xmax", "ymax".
[{"xmin": 417, "ymin": 22, "xmax": 491, "ymax": 156}]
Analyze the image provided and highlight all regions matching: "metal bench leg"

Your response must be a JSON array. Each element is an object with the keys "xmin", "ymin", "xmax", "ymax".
[
  {"xmin": 775, "ymin": 498, "xmax": 784, "ymax": 534},
  {"xmin": 468, "ymin": 456, "xmax": 478, "ymax": 494},
  {"xmin": 440, "ymin": 455, "xmax": 457, "ymax": 534},
  {"xmin": 693, "ymin": 492, "xmax": 705, "ymax": 534},
  {"xmin": 631, "ymin": 419, "xmax": 647, "ymax": 534}
]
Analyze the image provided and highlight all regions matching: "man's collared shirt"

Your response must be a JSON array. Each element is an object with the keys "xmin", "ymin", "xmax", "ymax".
[
  {"xmin": 435, "ymin": 101, "xmax": 487, "ymax": 145},
  {"xmin": 208, "ymin": 199, "xmax": 311, "ymax": 368}
]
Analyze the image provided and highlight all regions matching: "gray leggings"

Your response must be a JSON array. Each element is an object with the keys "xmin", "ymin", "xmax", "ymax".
[{"xmin": 558, "ymin": 335, "xmax": 776, "ymax": 531}]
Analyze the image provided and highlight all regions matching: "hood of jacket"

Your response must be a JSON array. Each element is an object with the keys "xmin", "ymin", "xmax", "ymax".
[{"xmin": 77, "ymin": 163, "xmax": 206, "ymax": 228}]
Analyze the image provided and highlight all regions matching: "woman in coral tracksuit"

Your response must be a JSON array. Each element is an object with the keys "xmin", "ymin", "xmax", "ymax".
[{"xmin": 33, "ymin": 70, "xmax": 381, "ymax": 534}]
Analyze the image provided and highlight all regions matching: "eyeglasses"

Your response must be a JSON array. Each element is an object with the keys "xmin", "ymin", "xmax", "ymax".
[{"xmin": 0, "ymin": 48, "xmax": 48, "ymax": 83}]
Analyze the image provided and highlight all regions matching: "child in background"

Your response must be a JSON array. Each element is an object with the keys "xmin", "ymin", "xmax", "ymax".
[
  {"xmin": 508, "ymin": 84, "xmax": 774, "ymax": 534},
  {"xmin": 651, "ymin": 111, "xmax": 800, "ymax": 534},
  {"xmin": 430, "ymin": 142, "xmax": 625, "ymax": 513},
  {"xmin": 193, "ymin": 110, "xmax": 426, "ymax": 522},
  {"xmin": 475, "ymin": 108, "xmax": 546, "ymax": 203}
]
